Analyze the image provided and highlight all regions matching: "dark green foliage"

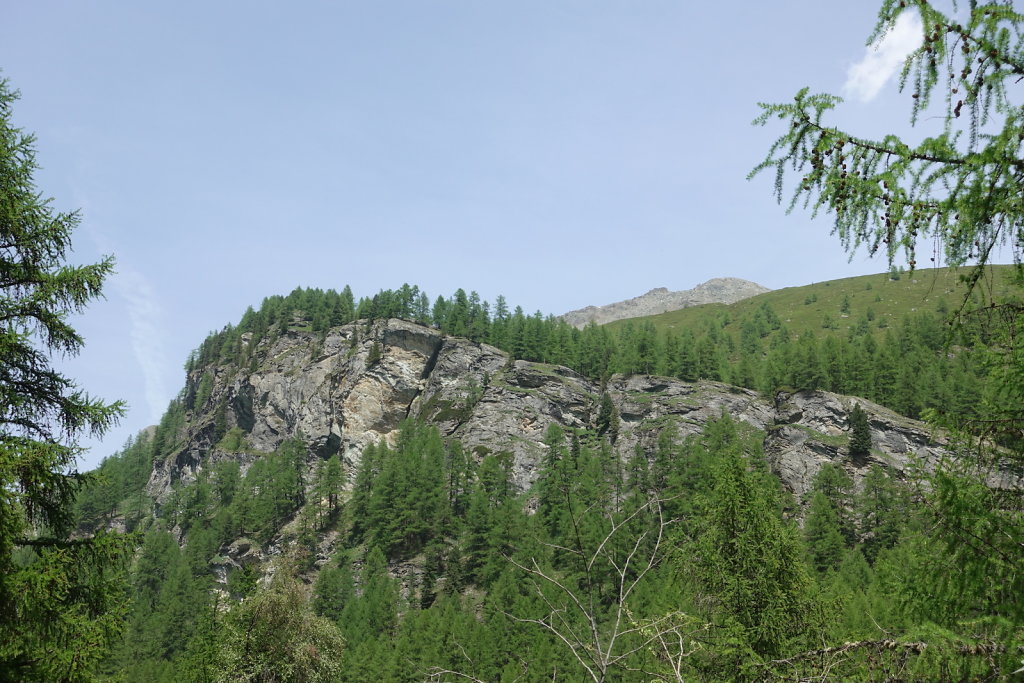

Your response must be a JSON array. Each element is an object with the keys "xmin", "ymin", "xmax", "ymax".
[
  {"xmin": 226, "ymin": 565, "xmax": 257, "ymax": 599},
  {"xmin": 342, "ymin": 546, "xmax": 400, "ymax": 643},
  {"xmin": 463, "ymin": 454, "xmax": 521, "ymax": 586},
  {"xmin": 151, "ymin": 399, "xmax": 186, "ymax": 462},
  {"xmin": 121, "ymin": 529, "xmax": 207, "ymax": 675},
  {"xmin": 93, "ymin": 404, "xmax": 1021, "ymax": 681},
  {"xmin": 537, "ymin": 424, "xmax": 570, "ymax": 533},
  {"xmin": 366, "ymin": 340, "xmax": 382, "ymax": 365},
  {"xmin": 911, "ymin": 435, "xmax": 1024, "ymax": 627},
  {"xmin": 229, "ymin": 438, "xmax": 306, "ymax": 543},
  {"xmin": 184, "ymin": 273, "xmax": 995, "ymax": 443},
  {"xmin": 594, "ymin": 392, "xmax": 619, "ymax": 443},
  {"xmin": 74, "ymin": 431, "xmax": 155, "ymax": 531},
  {"xmin": 810, "ymin": 463, "xmax": 855, "ymax": 543},
  {"xmin": 174, "ymin": 595, "xmax": 222, "ymax": 683},
  {"xmin": 857, "ymin": 464, "xmax": 908, "ymax": 564},
  {"xmin": 312, "ymin": 453, "xmax": 343, "ymax": 527},
  {"xmin": 804, "ymin": 491, "xmax": 846, "ymax": 573},
  {"xmin": 848, "ymin": 403, "xmax": 872, "ymax": 459},
  {"xmin": 0, "ymin": 78, "xmax": 131, "ymax": 681},
  {"xmin": 681, "ymin": 417, "xmax": 821, "ymax": 659},
  {"xmin": 354, "ymin": 422, "xmax": 446, "ymax": 559},
  {"xmin": 312, "ymin": 563, "xmax": 353, "ymax": 623},
  {"xmin": 191, "ymin": 372, "xmax": 214, "ymax": 411}
]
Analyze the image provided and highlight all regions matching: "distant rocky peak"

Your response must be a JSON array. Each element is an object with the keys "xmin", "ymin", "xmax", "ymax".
[{"xmin": 560, "ymin": 277, "xmax": 769, "ymax": 328}]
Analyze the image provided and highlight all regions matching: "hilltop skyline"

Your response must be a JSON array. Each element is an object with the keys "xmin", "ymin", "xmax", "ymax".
[{"xmin": 2, "ymin": 1, "xmax": 949, "ymax": 467}]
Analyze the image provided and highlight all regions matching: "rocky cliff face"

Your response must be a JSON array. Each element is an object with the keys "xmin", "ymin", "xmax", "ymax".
[
  {"xmin": 148, "ymin": 318, "xmax": 943, "ymax": 512},
  {"xmin": 560, "ymin": 277, "xmax": 770, "ymax": 328}
]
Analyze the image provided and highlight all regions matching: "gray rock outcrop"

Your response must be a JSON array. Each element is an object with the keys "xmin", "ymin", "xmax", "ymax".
[
  {"xmin": 146, "ymin": 318, "xmax": 944, "ymax": 514},
  {"xmin": 560, "ymin": 277, "xmax": 770, "ymax": 328}
]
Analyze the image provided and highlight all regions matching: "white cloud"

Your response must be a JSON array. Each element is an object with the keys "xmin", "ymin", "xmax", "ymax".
[
  {"xmin": 843, "ymin": 12, "xmax": 924, "ymax": 103},
  {"xmin": 114, "ymin": 270, "xmax": 171, "ymax": 424},
  {"xmin": 72, "ymin": 186, "xmax": 172, "ymax": 430}
]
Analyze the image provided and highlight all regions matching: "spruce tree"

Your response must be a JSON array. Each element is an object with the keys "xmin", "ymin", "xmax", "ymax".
[
  {"xmin": 804, "ymin": 491, "xmax": 846, "ymax": 573},
  {"xmin": 811, "ymin": 463, "xmax": 855, "ymax": 542},
  {"xmin": 312, "ymin": 564, "xmax": 353, "ymax": 623},
  {"xmin": 0, "ymin": 78, "xmax": 128, "ymax": 681},
  {"xmin": 848, "ymin": 403, "xmax": 871, "ymax": 459},
  {"xmin": 684, "ymin": 417, "xmax": 821, "ymax": 659},
  {"xmin": 595, "ymin": 393, "xmax": 619, "ymax": 444}
]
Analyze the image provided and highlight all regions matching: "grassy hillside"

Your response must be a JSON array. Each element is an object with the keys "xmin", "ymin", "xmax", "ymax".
[{"xmin": 608, "ymin": 265, "xmax": 1021, "ymax": 339}]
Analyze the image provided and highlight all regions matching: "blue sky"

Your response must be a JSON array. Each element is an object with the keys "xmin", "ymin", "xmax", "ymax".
[{"xmin": 2, "ymin": 1, "xmax": 935, "ymax": 469}]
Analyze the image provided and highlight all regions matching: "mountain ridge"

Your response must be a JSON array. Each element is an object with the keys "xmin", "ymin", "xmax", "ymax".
[
  {"xmin": 560, "ymin": 276, "xmax": 770, "ymax": 327},
  {"xmin": 140, "ymin": 317, "xmax": 943, "ymax": 533},
  {"xmin": 70, "ymin": 281, "xmax": 1019, "ymax": 680}
]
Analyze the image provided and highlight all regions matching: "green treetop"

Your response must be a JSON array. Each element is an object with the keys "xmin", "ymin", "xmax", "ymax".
[{"xmin": 848, "ymin": 403, "xmax": 872, "ymax": 459}]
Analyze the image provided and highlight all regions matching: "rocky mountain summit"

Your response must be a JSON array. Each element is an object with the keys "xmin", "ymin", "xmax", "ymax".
[
  {"xmin": 560, "ymin": 277, "xmax": 770, "ymax": 328},
  {"xmin": 150, "ymin": 317, "xmax": 942, "ymax": 518}
]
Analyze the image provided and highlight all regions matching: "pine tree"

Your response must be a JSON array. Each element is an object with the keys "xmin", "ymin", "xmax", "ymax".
[
  {"xmin": 857, "ymin": 465, "xmax": 907, "ymax": 564},
  {"xmin": 0, "ymin": 78, "xmax": 129, "ymax": 681},
  {"xmin": 595, "ymin": 393, "xmax": 619, "ymax": 444},
  {"xmin": 537, "ymin": 424, "xmax": 569, "ymax": 533},
  {"xmin": 312, "ymin": 563, "xmax": 353, "ymax": 623},
  {"xmin": 343, "ymin": 546, "xmax": 399, "ymax": 643},
  {"xmin": 684, "ymin": 417, "xmax": 821, "ymax": 658},
  {"xmin": 848, "ymin": 403, "xmax": 871, "ymax": 459},
  {"xmin": 804, "ymin": 491, "xmax": 846, "ymax": 573},
  {"xmin": 321, "ymin": 454, "xmax": 343, "ymax": 518},
  {"xmin": 811, "ymin": 463, "xmax": 855, "ymax": 543}
]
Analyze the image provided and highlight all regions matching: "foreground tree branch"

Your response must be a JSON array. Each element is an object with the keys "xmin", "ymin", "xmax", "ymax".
[{"xmin": 505, "ymin": 495, "xmax": 700, "ymax": 683}]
